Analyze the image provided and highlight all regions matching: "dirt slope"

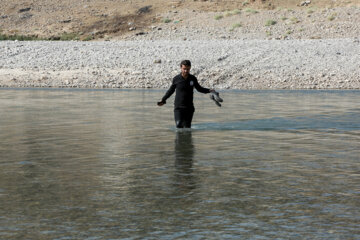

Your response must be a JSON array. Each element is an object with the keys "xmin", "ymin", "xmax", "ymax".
[{"xmin": 0, "ymin": 0, "xmax": 358, "ymax": 40}]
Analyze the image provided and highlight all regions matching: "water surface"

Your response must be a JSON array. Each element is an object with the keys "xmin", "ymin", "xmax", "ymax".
[{"xmin": 0, "ymin": 89, "xmax": 359, "ymax": 239}]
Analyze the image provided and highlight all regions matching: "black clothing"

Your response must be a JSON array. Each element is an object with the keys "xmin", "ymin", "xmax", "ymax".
[
  {"xmin": 174, "ymin": 108, "xmax": 194, "ymax": 128},
  {"xmin": 161, "ymin": 74, "xmax": 210, "ymax": 109},
  {"xmin": 161, "ymin": 74, "xmax": 210, "ymax": 128}
]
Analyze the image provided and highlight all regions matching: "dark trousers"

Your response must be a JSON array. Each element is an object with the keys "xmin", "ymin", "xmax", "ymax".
[{"xmin": 174, "ymin": 108, "xmax": 194, "ymax": 128}]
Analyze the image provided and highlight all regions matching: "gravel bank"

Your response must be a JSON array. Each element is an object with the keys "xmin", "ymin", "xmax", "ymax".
[{"xmin": 0, "ymin": 39, "xmax": 359, "ymax": 89}]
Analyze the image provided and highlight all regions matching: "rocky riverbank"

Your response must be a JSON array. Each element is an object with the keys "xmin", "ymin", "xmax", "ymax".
[{"xmin": 0, "ymin": 39, "xmax": 359, "ymax": 89}]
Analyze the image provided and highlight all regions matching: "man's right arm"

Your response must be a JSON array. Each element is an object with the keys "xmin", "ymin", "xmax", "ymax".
[{"xmin": 158, "ymin": 80, "xmax": 176, "ymax": 106}]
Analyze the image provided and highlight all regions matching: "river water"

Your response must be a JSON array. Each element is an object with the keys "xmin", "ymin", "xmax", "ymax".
[{"xmin": 0, "ymin": 89, "xmax": 359, "ymax": 239}]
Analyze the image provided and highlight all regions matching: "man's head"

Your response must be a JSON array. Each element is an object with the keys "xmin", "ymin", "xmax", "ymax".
[{"xmin": 180, "ymin": 60, "xmax": 191, "ymax": 78}]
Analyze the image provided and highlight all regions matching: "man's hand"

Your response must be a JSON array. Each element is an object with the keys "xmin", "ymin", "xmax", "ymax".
[{"xmin": 157, "ymin": 101, "xmax": 165, "ymax": 106}]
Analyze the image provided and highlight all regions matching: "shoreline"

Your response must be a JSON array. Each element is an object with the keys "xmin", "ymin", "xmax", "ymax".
[
  {"xmin": 1, "ymin": 39, "xmax": 359, "ymax": 90},
  {"xmin": 1, "ymin": 87, "xmax": 359, "ymax": 92}
]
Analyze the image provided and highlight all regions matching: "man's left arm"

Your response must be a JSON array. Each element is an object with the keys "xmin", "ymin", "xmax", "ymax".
[{"xmin": 193, "ymin": 77, "xmax": 214, "ymax": 93}]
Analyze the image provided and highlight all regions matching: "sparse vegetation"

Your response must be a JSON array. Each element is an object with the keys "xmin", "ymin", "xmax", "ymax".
[
  {"xmin": 163, "ymin": 18, "xmax": 171, "ymax": 23},
  {"xmin": 224, "ymin": 11, "xmax": 232, "ymax": 17},
  {"xmin": 232, "ymin": 9, "xmax": 241, "ymax": 15},
  {"xmin": 60, "ymin": 32, "xmax": 80, "ymax": 41},
  {"xmin": 224, "ymin": 9, "xmax": 241, "ymax": 17},
  {"xmin": 0, "ymin": 33, "xmax": 84, "ymax": 41},
  {"xmin": 290, "ymin": 17, "xmax": 300, "ymax": 24},
  {"xmin": 0, "ymin": 34, "xmax": 43, "ymax": 41},
  {"xmin": 0, "ymin": 32, "xmax": 97, "ymax": 41},
  {"xmin": 328, "ymin": 13, "xmax": 337, "ymax": 21},
  {"xmin": 83, "ymin": 35, "xmax": 95, "ymax": 41},
  {"xmin": 232, "ymin": 23, "xmax": 242, "ymax": 28},
  {"xmin": 245, "ymin": 8, "xmax": 259, "ymax": 14},
  {"xmin": 266, "ymin": 30, "xmax": 272, "ymax": 36},
  {"xmin": 307, "ymin": 9, "xmax": 315, "ymax": 14},
  {"xmin": 0, "ymin": 1, "xmax": 356, "ymax": 41},
  {"xmin": 230, "ymin": 23, "xmax": 242, "ymax": 31},
  {"xmin": 286, "ymin": 29, "xmax": 293, "ymax": 35},
  {"xmin": 265, "ymin": 20, "xmax": 277, "ymax": 26}
]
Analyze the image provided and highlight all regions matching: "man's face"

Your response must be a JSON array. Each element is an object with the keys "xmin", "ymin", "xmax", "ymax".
[{"xmin": 181, "ymin": 65, "xmax": 191, "ymax": 77}]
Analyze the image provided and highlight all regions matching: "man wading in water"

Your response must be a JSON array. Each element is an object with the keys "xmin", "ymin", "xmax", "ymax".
[{"xmin": 157, "ymin": 60, "xmax": 214, "ymax": 128}]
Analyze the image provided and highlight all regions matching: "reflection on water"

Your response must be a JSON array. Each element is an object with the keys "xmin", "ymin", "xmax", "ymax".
[
  {"xmin": 0, "ymin": 89, "xmax": 359, "ymax": 239},
  {"xmin": 174, "ymin": 131, "xmax": 196, "ymax": 192}
]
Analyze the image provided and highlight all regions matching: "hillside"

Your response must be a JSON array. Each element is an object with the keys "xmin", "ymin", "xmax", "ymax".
[{"xmin": 1, "ymin": 0, "xmax": 359, "ymax": 40}]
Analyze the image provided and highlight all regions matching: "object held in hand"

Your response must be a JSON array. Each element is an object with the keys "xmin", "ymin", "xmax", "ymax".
[{"xmin": 209, "ymin": 91, "xmax": 223, "ymax": 107}]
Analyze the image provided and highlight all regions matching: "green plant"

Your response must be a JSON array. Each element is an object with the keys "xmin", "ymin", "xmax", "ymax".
[
  {"xmin": 245, "ymin": 8, "xmax": 259, "ymax": 14},
  {"xmin": 286, "ymin": 29, "xmax": 293, "ymax": 35},
  {"xmin": 60, "ymin": 32, "xmax": 79, "ymax": 41},
  {"xmin": 281, "ymin": 16, "xmax": 288, "ymax": 21},
  {"xmin": 230, "ymin": 23, "xmax": 242, "ymax": 31},
  {"xmin": 265, "ymin": 20, "xmax": 277, "ymax": 26},
  {"xmin": 0, "ymin": 34, "xmax": 10, "ymax": 40},
  {"xmin": 83, "ymin": 35, "xmax": 94, "ymax": 41},
  {"xmin": 232, "ymin": 9, "xmax": 241, "ymax": 15},
  {"xmin": 307, "ymin": 9, "xmax": 314, "ymax": 14},
  {"xmin": 224, "ymin": 11, "xmax": 232, "ymax": 17},
  {"xmin": 0, "ymin": 34, "xmax": 43, "ymax": 41},
  {"xmin": 242, "ymin": 1, "xmax": 249, "ymax": 6},
  {"xmin": 290, "ymin": 17, "xmax": 300, "ymax": 24},
  {"xmin": 163, "ymin": 18, "xmax": 171, "ymax": 23},
  {"xmin": 328, "ymin": 13, "xmax": 337, "ymax": 21},
  {"xmin": 266, "ymin": 30, "xmax": 272, "ymax": 36},
  {"xmin": 232, "ymin": 23, "xmax": 242, "ymax": 28},
  {"xmin": 214, "ymin": 14, "xmax": 223, "ymax": 20},
  {"xmin": 224, "ymin": 9, "xmax": 241, "ymax": 17}
]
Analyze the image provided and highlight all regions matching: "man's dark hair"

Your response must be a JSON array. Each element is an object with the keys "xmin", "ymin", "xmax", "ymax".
[{"xmin": 180, "ymin": 60, "xmax": 191, "ymax": 67}]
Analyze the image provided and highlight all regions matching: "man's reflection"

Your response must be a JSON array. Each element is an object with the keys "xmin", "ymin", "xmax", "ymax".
[{"xmin": 174, "ymin": 130, "xmax": 196, "ymax": 190}]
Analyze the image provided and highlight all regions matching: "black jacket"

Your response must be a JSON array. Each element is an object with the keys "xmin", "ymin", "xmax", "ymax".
[{"xmin": 162, "ymin": 74, "xmax": 210, "ymax": 109}]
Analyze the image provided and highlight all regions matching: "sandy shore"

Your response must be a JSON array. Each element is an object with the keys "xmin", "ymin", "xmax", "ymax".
[{"xmin": 0, "ymin": 39, "xmax": 359, "ymax": 89}]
